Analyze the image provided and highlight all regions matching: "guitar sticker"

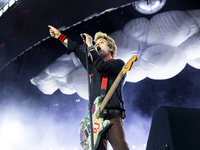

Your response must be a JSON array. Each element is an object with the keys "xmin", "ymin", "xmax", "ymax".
[{"xmin": 93, "ymin": 123, "xmax": 100, "ymax": 133}]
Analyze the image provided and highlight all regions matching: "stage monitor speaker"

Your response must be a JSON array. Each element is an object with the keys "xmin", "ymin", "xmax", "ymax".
[{"xmin": 146, "ymin": 106, "xmax": 200, "ymax": 150}]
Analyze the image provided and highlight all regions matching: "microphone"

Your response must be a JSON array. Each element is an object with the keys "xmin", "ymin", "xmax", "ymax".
[
  {"xmin": 80, "ymin": 33, "xmax": 96, "ymax": 45},
  {"xmin": 80, "ymin": 33, "xmax": 86, "ymax": 41}
]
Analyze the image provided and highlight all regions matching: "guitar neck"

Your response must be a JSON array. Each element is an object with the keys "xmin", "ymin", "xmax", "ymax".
[{"xmin": 95, "ymin": 71, "xmax": 124, "ymax": 118}]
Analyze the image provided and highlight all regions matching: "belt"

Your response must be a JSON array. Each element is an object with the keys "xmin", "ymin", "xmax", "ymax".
[{"xmin": 103, "ymin": 109, "xmax": 121, "ymax": 114}]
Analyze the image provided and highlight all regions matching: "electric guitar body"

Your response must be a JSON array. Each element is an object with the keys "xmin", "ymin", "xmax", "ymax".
[{"xmin": 79, "ymin": 96, "xmax": 110, "ymax": 150}]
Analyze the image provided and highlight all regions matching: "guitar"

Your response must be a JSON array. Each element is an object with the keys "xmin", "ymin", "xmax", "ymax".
[{"xmin": 79, "ymin": 55, "xmax": 137, "ymax": 150}]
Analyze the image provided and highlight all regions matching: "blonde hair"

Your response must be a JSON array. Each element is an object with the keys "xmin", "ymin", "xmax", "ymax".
[{"xmin": 94, "ymin": 32, "xmax": 117, "ymax": 58}]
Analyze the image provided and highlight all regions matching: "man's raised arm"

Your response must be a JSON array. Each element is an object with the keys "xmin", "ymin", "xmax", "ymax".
[{"xmin": 48, "ymin": 25, "xmax": 68, "ymax": 46}]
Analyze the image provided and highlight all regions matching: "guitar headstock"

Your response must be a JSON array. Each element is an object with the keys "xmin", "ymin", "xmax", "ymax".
[{"xmin": 121, "ymin": 55, "xmax": 137, "ymax": 74}]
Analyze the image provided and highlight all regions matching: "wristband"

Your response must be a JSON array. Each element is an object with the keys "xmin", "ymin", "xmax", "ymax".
[
  {"xmin": 58, "ymin": 34, "xmax": 66, "ymax": 43},
  {"xmin": 87, "ymin": 45, "xmax": 95, "ymax": 51}
]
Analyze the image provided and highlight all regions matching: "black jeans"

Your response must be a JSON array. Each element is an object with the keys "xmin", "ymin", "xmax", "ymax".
[{"xmin": 96, "ymin": 113, "xmax": 129, "ymax": 150}]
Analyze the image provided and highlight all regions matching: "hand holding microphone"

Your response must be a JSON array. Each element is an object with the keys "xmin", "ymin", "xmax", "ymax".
[{"xmin": 80, "ymin": 33, "xmax": 93, "ymax": 47}]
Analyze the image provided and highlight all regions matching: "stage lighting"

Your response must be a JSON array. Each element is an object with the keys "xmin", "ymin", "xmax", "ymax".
[
  {"xmin": 133, "ymin": 0, "xmax": 167, "ymax": 15},
  {"xmin": 9, "ymin": 0, "xmax": 15, "ymax": 7},
  {"xmin": 132, "ymin": 145, "xmax": 136, "ymax": 149},
  {"xmin": 0, "ymin": 9, "xmax": 3, "ymax": 17},
  {"xmin": 3, "ymin": 3, "xmax": 9, "ymax": 12},
  {"xmin": 0, "ymin": 0, "xmax": 18, "ymax": 17}
]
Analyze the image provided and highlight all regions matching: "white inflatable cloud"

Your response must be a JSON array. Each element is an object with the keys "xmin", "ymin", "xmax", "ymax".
[{"xmin": 31, "ymin": 9, "xmax": 200, "ymax": 100}]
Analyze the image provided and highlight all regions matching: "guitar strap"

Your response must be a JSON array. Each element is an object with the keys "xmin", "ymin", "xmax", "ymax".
[
  {"xmin": 100, "ymin": 58, "xmax": 114, "ymax": 97},
  {"xmin": 100, "ymin": 73, "xmax": 108, "ymax": 98}
]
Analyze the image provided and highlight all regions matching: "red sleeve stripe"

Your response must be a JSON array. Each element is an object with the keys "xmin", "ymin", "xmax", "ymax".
[{"xmin": 59, "ymin": 34, "xmax": 66, "ymax": 43}]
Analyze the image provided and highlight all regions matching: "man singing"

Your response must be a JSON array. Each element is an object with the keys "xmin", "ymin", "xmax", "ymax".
[{"xmin": 48, "ymin": 25, "xmax": 129, "ymax": 150}]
